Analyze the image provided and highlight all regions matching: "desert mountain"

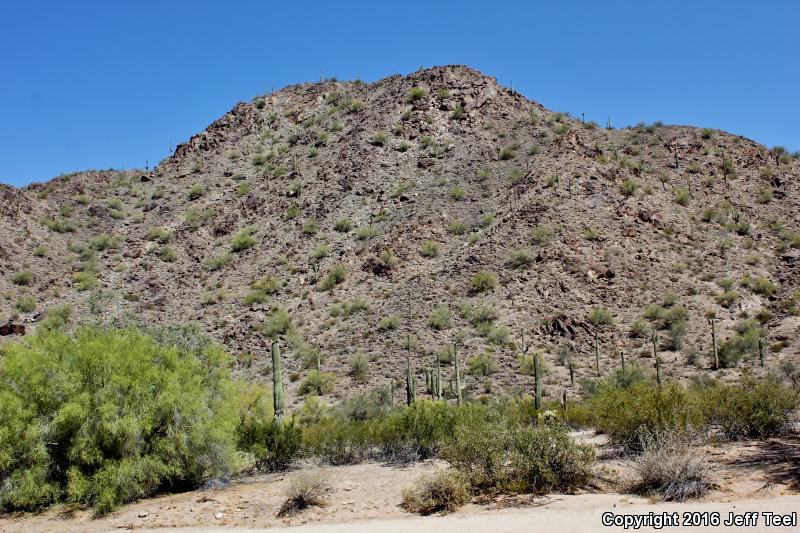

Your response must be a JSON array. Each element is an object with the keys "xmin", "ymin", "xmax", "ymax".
[{"xmin": 1, "ymin": 65, "xmax": 798, "ymax": 407}]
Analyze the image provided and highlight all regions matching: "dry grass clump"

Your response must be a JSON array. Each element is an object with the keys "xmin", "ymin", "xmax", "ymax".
[
  {"xmin": 277, "ymin": 471, "xmax": 330, "ymax": 517},
  {"xmin": 402, "ymin": 469, "xmax": 470, "ymax": 515},
  {"xmin": 628, "ymin": 431, "xmax": 712, "ymax": 502}
]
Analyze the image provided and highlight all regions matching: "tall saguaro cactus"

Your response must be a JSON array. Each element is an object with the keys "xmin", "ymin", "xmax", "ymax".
[
  {"xmin": 406, "ymin": 334, "xmax": 416, "ymax": 405},
  {"xmin": 534, "ymin": 351, "xmax": 542, "ymax": 410},
  {"xmin": 453, "ymin": 342, "xmax": 463, "ymax": 406},
  {"xmin": 758, "ymin": 337, "xmax": 766, "ymax": 367},
  {"xmin": 651, "ymin": 328, "xmax": 659, "ymax": 360},
  {"xmin": 271, "ymin": 341, "xmax": 285, "ymax": 423},
  {"xmin": 709, "ymin": 318, "xmax": 719, "ymax": 370},
  {"xmin": 594, "ymin": 330, "xmax": 601, "ymax": 377},
  {"xmin": 655, "ymin": 357, "xmax": 662, "ymax": 387},
  {"xmin": 569, "ymin": 361, "xmax": 575, "ymax": 387},
  {"xmin": 435, "ymin": 350, "xmax": 442, "ymax": 400}
]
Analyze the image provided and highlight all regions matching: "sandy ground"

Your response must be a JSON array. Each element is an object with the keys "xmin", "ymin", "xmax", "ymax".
[{"xmin": 1, "ymin": 435, "xmax": 797, "ymax": 533}]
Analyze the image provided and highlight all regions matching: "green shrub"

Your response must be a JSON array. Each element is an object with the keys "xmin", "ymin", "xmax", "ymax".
[
  {"xmin": 586, "ymin": 307, "xmax": 614, "ymax": 327},
  {"xmin": 704, "ymin": 377, "xmax": 798, "ymax": 439},
  {"xmin": 204, "ymin": 252, "xmax": 232, "ymax": 271},
  {"xmin": 348, "ymin": 354, "xmax": 369, "ymax": 383},
  {"xmin": 441, "ymin": 406, "xmax": 594, "ymax": 493},
  {"xmin": 320, "ymin": 264, "xmax": 347, "ymax": 291},
  {"xmin": 72, "ymin": 271, "xmax": 97, "ymax": 291},
  {"xmin": 236, "ymin": 393, "xmax": 303, "ymax": 472},
  {"xmin": 159, "ymin": 247, "xmax": 177, "ymax": 263},
  {"xmin": 715, "ymin": 319, "xmax": 760, "ymax": 368},
  {"xmin": 530, "ymin": 225, "xmax": 553, "ymax": 246},
  {"xmin": 0, "ymin": 327, "xmax": 242, "ymax": 514},
  {"xmin": 187, "ymin": 184, "xmax": 205, "ymax": 200},
  {"xmin": 620, "ymin": 179, "xmax": 639, "ymax": 197},
  {"xmin": 467, "ymin": 351, "xmax": 499, "ymax": 376},
  {"xmin": 508, "ymin": 248, "xmax": 534, "ymax": 268},
  {"xmin": 447, "ymin": 221, "xmax": 467, "ymax": 235},
  {"xmin": 231, "ymin": 229, "xmax": 257, "ymax": 251},
  {"xmin": 427, "ymin": 305, "xmax": 452, "ymax": 330},
  {"xmin": 587, "ymin": 381, "xmax": 700, "ymax": 450},
  {"xmin": 299, "ymin": 370, "xmax": 337, "ymax": 396},
  {"xmin": 146, "ymin": 227, "xmax": 171, "ymax": 243},
  {"xmin": 469, "ymin": 270, "xmax": 497, "ymax": 293},
  {"xmin": 33, "ymin": 245, "xmax": 47, "ymax": 257},
  {"xmin": 333, "ymin": 218, "xmax": 352, "ymax": 232},
  {"xmin": 14, "ymin": 295, "xmax": 37, "ymax": 313},
  {"xmin": 406, "ymin": 87, "xmax": 427, "ymax": 103},
  {"xmin": 263, "ymin": 307, "xmax": 294, "ymax": 338},
  {"xmin": 378, "ymin": 315, "xmax": 400, "ymax": 331},
  {"xmin": 302, "ymin": 220, "xmax": 320, "ymax": 235},
  {"xmin": 357, "ymin": 225, "xmax": 378, "ymax": 240},
  {"xmin": 419, "ymin": 240, "xmax": 440, "ymax": 258},
  {"xmin": 12, "ymin": 270, "xmax": 33, "ymax": 286}
]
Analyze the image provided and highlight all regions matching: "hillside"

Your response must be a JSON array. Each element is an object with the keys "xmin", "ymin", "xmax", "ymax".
[{"xmin": 1, "ymin": 65, "xmax": 799, "ymax": 409}]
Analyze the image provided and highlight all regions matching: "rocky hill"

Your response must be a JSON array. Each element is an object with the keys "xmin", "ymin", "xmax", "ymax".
[{"xmin": 2, "ymin": 65, "xmax": 799, "ymax": 408}]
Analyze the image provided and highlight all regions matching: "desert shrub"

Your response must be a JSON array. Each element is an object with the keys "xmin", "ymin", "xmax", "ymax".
[
  {"xmin": 406, "ymin": 87, "xmax": 427, "ymax": 103},
  {"xmin": 447, "ymin": 221, "xmax": 467, "ymax": 235},
  {"xmin": 203, "ymin": 252, "xmax": 232, "ymax": 271},
  {"xmin": 427, "ymin": 305, "xmax": 452, "ymax": 330},
  {"xmin": 377, "ymin": 400, "xmax": 456, "ymax": 461},
  {"xmin": 187, "ymin": 184, "xmax": 205, "ymax": 200},
  {"xmin": 469, "ymin": 270, "xmax": 497, "ymax": 293},
  {"xmin": 629, "ymin": 431, "xmax": 711, "ymax": 501},
  {"xmin": 499, "ymin": 145, "xmax": 516, "ymax": 160},
  {"xmin": 467, "ymin": 351, "xmax": 499, "ymax": 376},
  {"xmin": 377, "ymin": 315, "xmax": 400, "ymax": 331},
  {"xmin": 369, "ymin": 132, "xmax": 387, "ymax": 146},
  {"xmin": 302, "ymin": 417, "xmax": 373, "ymax": 465},
  {"xmin": 703, "ymin": 377, "xmax": 798, "ymax": 439},
  {"xmin": 39, "ymin": 305, "xmax": 72, "ymax": 330},
  {"xmin": 402, "ymin": 470, "xmax": 470, "ymax": 515},
  {"xmin": 587, "ymin": 381, "xmax": 700, "ymax": 450},
  {"xmin": 185, "ymin": 207, "xmax": 216, "ymax": 229},
  {"xmin": 629, "ymin": 319, "xmax": 649, "ymax": 338},
  {"xmin": 348, "ymin": 354, "xmax": 369, "ymax": 382},
  {"xmin": 231, "ymin": 228, "xmax": 257, "ymax": 251},
  {"xmin": 673, "ymin": 188, "xmax": 691, "ymax": 206},
  {"xmin": 263, "ymin": 307, "xmax": 294, "ymax": 338},
  {"xmin": 375, "ymin": 249, "xmax": 398, "ymax": 271},
  {"xmin": 333, "ymin": 218, "xmax": 352, "ymax": 232},
  {"xmin": 530, "ymin": 225, "xmax": 553, "ymax": 245},
  {"xmin": 237, "ymin": 403, "xmax": 304, "ymax": 472},
  {"xmin": 14, "ymin": 295, "xmax": 37, "ymax": 313},
  {"xmin": 146, "ymin": 227, "xmax": 171, "ymax": 243},
  {"xmin": 419, "ymin": 240, "xmax": 440, "ymax": 257},
  {"xmin": 715, "ymin": 319, "xmax": 760, "ymax": 368},
  {"xmin": 441, "ymin": 406, "xmax": 594, "ymax": 493},
  {"xmin": 277, "ymin": 471, "xmax": 329, "ymax": 517},
  {"xmin": 320, "ymin": 264, "xmax": 347, "ymax": 291},
  {"xmin": 159, "ymin": 247, "xmax": 177, "ymax": 262},
  {"xmin": 89, "ymin": 234, "xmax": 119, "ymax": 251},
  {"xmin": 357, "ymin": 225, "xmax": 378, "ymax": 240},
  {"xmin": 508, "ymin": 248, "xmax": 534, "ymax": 268},
  {"xmin": 715, "ymin": 289, "xmax": 738, "ymax": 308},
  {"xmin": 586, "ymin": 307, "xmax": 614, "ymax": 327},
  {"xmin": 302, "ymin": 219, "xmax": 320, "ymax": 235},
  {"xmin": 72, "ymin": 271, "xmax": 97, "ymax": 291},
  {"xmin": 0, "ymin": 327, "xmax": 242, "ymax": 514},
  {"xmin": 12, "ymin": 270, "xmax": 33, "ymax": 286},
  {"xmin": 299, "ymin": 370, "xmax": 336, "ymax": 396},
  {"xmin": 620, "ymin": 179, "xmax": 639, "ymax": 197},
  {"xmin": 33, "ymin": 245, "xmax": 47, "ymax": 257}
]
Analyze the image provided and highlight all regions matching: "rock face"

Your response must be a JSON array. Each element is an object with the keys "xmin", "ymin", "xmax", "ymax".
[
  {"xmin": 0, "ymin": 322, "xmax": 25, "ymax": 336},
  {"xmin": 0, "ymin": 65, "xmax": 798, "ymax": 403}
]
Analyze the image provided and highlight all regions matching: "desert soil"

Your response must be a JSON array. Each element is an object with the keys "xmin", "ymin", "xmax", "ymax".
[{"xmin": 2, "ymin": 434, "xmax": 797, "ymax": 533}]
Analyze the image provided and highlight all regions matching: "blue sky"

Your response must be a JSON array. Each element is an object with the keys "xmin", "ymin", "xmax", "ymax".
[{"xmin": 1, "ymin": 1, "xmax": 798, "ymax": 187}]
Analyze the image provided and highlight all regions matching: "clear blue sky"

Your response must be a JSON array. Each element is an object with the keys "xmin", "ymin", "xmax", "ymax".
[{"xmin": 1, "ymin": 1, "xmax": 798, "ymax": 187}]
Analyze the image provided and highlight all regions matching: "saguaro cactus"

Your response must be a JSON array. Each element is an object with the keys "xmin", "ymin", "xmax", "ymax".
[
  {"xmin": 655, "ymin": 357, "xmax": 662, "ymax": 387},
  {"xmin": 271, "ymin": 341, "xmax": 285, "ymax": 423},
  {"xmin": 651, "ymin": 328, "xmax": 659, "ymax": 361},
  {"xmin": 453, "ymin": 342, "xmax": 463, "ymax": 406},
  {"xmin": 569, "ymin": 361, "xmax": 575, "ymax": 387},
  {"xmin": 406, "ymin": 334, "xmax": 416, "ymax": 405},
  {"xmin": 594, "ymin": 330, "xmax": 601, "ymax": 377},
  {"xmin": 534, "ymin": 351, "xmax": 542, "ymax": 410},
  {"xmin": 620, "ymin": 349, "xmax": 626, "ymax": 371},
  {"xmin": 709, "ymin": 318, "xmax": 719, "ymax": 370},
  {"xmin": 758, "ymin": 337, "xmax": 766, "ymax": 367}
]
